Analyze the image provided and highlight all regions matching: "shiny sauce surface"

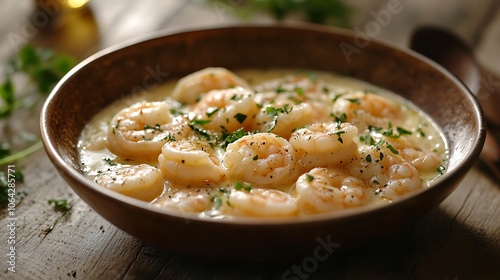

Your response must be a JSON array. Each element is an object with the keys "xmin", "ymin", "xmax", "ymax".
[{"xmin": 78, "ymin": 68, "xmax": 448, "ymax": 218}]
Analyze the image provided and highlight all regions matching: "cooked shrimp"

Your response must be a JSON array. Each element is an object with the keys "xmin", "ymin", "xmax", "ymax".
[
  {"xmin": 253, "ymin": 94, "xmax": 315, "ymax": 139},
  {"xmin": 172, "ymin": 67, "xmax": 250, "ymax": 104},
  {"xmin": 191, "ymin": 87, "xmax": 259, "ymax": 133},
  {"xmin": 289, "ymin": 122, "xmax": 358, "ymax": 170},
  {"xmin": 153, "ymin": 188, "xmax": 212, "ymax": 213},
  {"xmin": 158, "ymin": 137, "xmax": 226, "ymax": 186},
  {"xmin": 295, "ymin": 167, "xmax": 371, "ymax": 214},
  {"xmin": 332, "ymin": 91, "xmax": 402, "ymax": 129},
  {"xmin": 401, "ymin": 147, "xmax": 442, "ymax": 175},
  {"xmin": 94, "ymin": 164, "xmax": 164, "ymax": 201},
  {"xmin": 107, "ymin": 101, "xmax": 191, "ymax": 159},
  {"xmin": 227, "ymin": 188, "xmax": 298, "ymax": 217},
  {"xmin": 349, "ymin": 145, "xmax": 422, "ymax": 200},
  {"xmin": 222, "ymin": 133, "xmax": 299, "ymax": 188}
]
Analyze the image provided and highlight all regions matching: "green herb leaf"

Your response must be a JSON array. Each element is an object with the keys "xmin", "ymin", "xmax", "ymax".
[
  {"xmin": 386, "ymin": 143, "xmax": 399, "ymax": 154},
  {"xmin": 365, "ymin": 154, "xmax": 372, "ymax": 163},
  {"xmin": 234, "ymin": 182, "xmax": 252, "ymax": 192},
  {"xmin": 306, "ymin": 173, "xmax": 314, "ymax": 182},
  {"xmin": 295, "ymin": 87, "xmax": 305, "ymax": 95},
  {"xmin": 103, "ymin": 157, "xmax": 117, "ymax": 166},
  {"xmin": 192, "ymin": 119, "xmax": 211, "ymax": 125},
  {"xmin": 221, "ymin": 128, "xmax": 247, "ymax": 149},
  {"xmin": 144, "ymin": 124, "xmax": 163, "ymax": 132},
  {"xmin": 0, "ymin": 142, "xmax": 11, "ymax": 159},
  {"xmin": 346, "ymin": 98, "xmax": 360, "ymax": 104},
  {"xmin": 48, "ymin": 199, "xmax": 72, "ymax": 212},
  {"xmin": 0, "ymin": 78, "xmax": 15, "ymax": 118},
  {"xmin": 234, "ymin": 113, "xmax": 247, "ymax": 124},
  {"xmin": 206, "ymin": 107, "xmax": 220, "ymax": 117}
]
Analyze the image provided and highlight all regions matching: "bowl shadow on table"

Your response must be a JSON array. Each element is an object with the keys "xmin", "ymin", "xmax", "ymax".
[{"xmin": 142, "ymin": 208, "xmax": 499, "ymax": 279}]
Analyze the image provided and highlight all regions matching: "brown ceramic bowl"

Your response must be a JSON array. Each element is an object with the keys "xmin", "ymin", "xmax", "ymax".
[{"xmin": 40, "ymin": 24, "xmax": 485, "ymax": 259}]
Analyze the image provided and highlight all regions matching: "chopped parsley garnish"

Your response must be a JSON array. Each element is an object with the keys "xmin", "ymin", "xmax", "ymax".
[
  {"xmin": 333, "ymin": 113, "xmax": 347, "ymax": 123},
  {"xmin": 417, "ymin": 126, "xmax": 426, "ymax": 137},
  {"xmin": 220, "ymin": 128, "xmax": 247, "ymax": 149},
  {"xmin": 306, "ymin": 173, "xmax": 314, "ymax": 182},
  {"xmin": 252, "ymin": 155, "xmax": 258, "ymax": 160},
  {"xmin": 371, "ymin": 123, "xmax": 413, "ymax": 139},
  {"xmin": 189, "ymin": 120, "xmax": 212, "ymax": 140},
  {"xmin": 211, "ymin": 188, "xmax": 231, "ymax": 209},
  {"xmin": 334, "ymin": 131, "xmax": 346, "ymax": 143},
  {"xmin": 386, "ymin": 143, "xmax": 399, "ymax": 154},
  {"xmin": 295, "ymin": 87, "xmax": 305, "ymax": 95},
  {"xmin": 436, "ymin": 165, "xmax": 446, "ymax": 175},
  {"xmin": 234, "ymin": 182, "xmax": 252, "ymax": 192},
  {"xmin": 333, "ymin": 94, "xmax": 344, "ymax": 102},
  {"xmin": 162, "ymin": 133, "xmax": 176, "ymax": 142},
  {"xmin": 144, "ymin": 124, "xmax": 163, "ymax": 132},
  {"xmin": 276, "ymin": 85, "xmax": 287, "ymax": 93},
  {"xmin": 265, "ymin": 105, "xmax": 293, "ymax": 132},
  {"xmin": 234, "ymin": 113, "xmax": 247, "ymax": 124},
  {"xmin": 103, "ymin": 157, "xmax": 117, "ymax": 166},
  {"xmin": 346, "ymin": 98, "xmax": 361, "ymax": 104},
  {"xmin": 397, "ymin": 127, "xmax": 412, "ymax": 136},
  {"xmin": 191, "ymin": 119, "xmax": 211, "ymax": 126},
  {"xmin": 365, "ymin": 154, "xmax": 372, "ymax": 162},
  {"xmin": 206, "ymin": 107, "xmax": 220, "ymax": 117}
]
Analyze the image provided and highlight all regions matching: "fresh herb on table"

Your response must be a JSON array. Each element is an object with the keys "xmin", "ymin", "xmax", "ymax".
[
  {"xmin": 0, "ymin": 44, "xmax": 76, "ymax": 166},
  {"xmin": 48, "ymin": 198, "xmax": 72, "ymax": 212}
]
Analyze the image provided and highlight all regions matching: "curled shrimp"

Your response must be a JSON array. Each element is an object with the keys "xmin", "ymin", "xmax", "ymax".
[
  {"xmin": 401, "ymin": 147, "xmax": 443, "ymax": 175},
  {"xmin": 191, "ymin": 87, "xmax": 259, "ymax": 133},
  {"xmin": 172, "ymin": 67, "xmax": 250, "ymax": 104},
  {"xmin": 107, "ymin": 101, "xmax": 191, "ymax": 159},
  {"xmin": 222, "ymin": 133, "xmax": 299, "ymax": 188},
  {"xmin": 332, "ymin": 91, "xmax": 402, "ymax": 130},
  {"xmin": 289, "ymin": 122, "xmax": 358, "ymax": 170},
  {"xmin": 295, "ymin": 167, "xmax": 371, "ymax": 214},
  {"xmin": 349, "ymin": 145, "xmax": 422, "ymax": 201},
  {"xmin": 227, "ymin": 188, "xmax": 298, "ymax": 217},
  {"xmin": 153, "ymin": 188, "xmax": 212, "ymax": 213},
  {"xmin": 94, "ymin": 164, "xmax": 164, "ymax": 201},
  {"xmin": 158, "ymin": 138, "xmax": 226, "ymax": 186},
  {"xmin": 253, "ymin": 93, "xmax": 315, "ymax": 139}
]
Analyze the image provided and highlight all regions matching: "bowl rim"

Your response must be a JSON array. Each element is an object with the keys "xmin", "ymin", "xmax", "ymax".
[{"xmin": 40, "ymin": 23, "xmax": 486, "ymax": 226}]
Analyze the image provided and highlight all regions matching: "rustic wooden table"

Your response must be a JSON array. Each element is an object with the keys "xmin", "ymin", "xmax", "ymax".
[{"xmin": 1, "ymin": 1, "xmax": 499, "ymax": 279}]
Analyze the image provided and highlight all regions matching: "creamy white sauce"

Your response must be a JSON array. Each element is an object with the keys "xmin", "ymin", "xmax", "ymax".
[{"xmin": 78, "ymin": 68, "xmax": 448, "ymax": 218}]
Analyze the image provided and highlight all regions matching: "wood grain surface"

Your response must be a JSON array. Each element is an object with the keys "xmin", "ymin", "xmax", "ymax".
[{"xmin": 1, "ymin": 1, "xmax": 499, "ymax": 279}]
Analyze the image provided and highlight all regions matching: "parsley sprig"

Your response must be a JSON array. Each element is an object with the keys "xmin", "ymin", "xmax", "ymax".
[{"xmin": 0, "ymin": 44, "xmax": 76, "ymax": 166}]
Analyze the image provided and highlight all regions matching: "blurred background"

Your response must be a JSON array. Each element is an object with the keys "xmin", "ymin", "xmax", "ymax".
[
  {"xmin": 1, "ymin": 0, "xmax": 499, "ymax": 166},
  {"xmin": 1, "ymin": 0, "xmax": 499, "ymax": 65}
]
